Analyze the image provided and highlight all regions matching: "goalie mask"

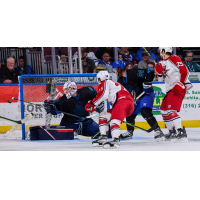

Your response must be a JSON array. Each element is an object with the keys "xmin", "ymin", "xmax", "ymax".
[{"xmin": 63, "ymin": 81, "xmax": 77, "ymax": 99}]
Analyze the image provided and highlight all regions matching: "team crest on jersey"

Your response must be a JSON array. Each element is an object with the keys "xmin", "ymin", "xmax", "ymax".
[
  {"xmin": 137, "ymin": 70, "xmax": 144, "ymax": 78},
  {"xmin": 168, "ymin": 105, "xmax": 171, "ymax": 108}
]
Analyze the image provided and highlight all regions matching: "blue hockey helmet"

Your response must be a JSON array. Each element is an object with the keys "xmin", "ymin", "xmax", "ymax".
[{"xmin": 112, "ymin": 60, "xmax": 126, "ymax": 70}]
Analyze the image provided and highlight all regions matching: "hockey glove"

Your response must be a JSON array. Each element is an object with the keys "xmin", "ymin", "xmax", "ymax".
[
  {"xmin": 44, "ymin": 100, "xmax": 58, "ymax": 115},
  {"xmin": 155, "ymin": 63, "xmax": 165, "ymax": 75},
  {"xmin": 85, "ymin": 100, "xmax": 96, "ymax": 114},
  {"xmin": 95, "ymin": 101, "xmax": 104, "ymax": 113},
  {"xmin": 172, "ymin": 82, "xmax": 186, "ymax": 96},
  {"xmin": 143, "ymin": 82, "xmax": 153, "ymax": 94}
]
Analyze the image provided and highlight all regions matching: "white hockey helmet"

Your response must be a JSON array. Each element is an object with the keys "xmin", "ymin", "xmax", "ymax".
[
  {"xmin": 159, "ymin": 47, "xmax": 173, "ymax": 54},
  {"xmin": 97, "ymin": 70, "xmax": 109, "ymax": 84}
]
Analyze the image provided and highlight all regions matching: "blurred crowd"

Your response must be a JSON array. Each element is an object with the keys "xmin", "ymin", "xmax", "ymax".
[{"xmin": 0, "ymin": 47, "xmax": 200, "ymax": 84}]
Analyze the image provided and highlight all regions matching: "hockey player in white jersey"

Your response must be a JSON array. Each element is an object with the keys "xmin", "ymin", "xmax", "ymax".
[
  {"xmin": 85, "ymin": 71, "xmax": 134, "ymax": 148},
  {"xmin": 155, "ymin": 47, "xmax": 193, "ymax": 142}
]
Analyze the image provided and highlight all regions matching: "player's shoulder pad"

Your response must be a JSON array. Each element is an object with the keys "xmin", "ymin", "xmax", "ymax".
[{"xmin": 169, "ymin": 54, "xmax": 183, "ymax": 65}]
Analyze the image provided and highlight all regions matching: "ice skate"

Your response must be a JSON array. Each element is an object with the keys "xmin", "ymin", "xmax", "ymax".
[
  {"xmin": 120, "ymin": 130, "xmax": 133, "ymax": 140},
  {"xmin": 103, "ymin": 138, "xmax": 120, "ymax": 149},
  {"xmin": 171, "ymin": 126, "xmax": 188, "ymax": 143},
  {"xmin": 165, "ymin": 127, "xmax": 176, "ymax": 141},
  {"xmin": 92, "ymin": 135, "xmax": 108, "ymax": 147},
  {"xmin": 154, "ymin": 127, "xmax": 165, "ymax": 142}
]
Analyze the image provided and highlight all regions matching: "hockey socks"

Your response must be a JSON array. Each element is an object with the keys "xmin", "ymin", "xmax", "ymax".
[{"xmin": 161, "ymin": 110, "xmax": 182, "ymax": 130}]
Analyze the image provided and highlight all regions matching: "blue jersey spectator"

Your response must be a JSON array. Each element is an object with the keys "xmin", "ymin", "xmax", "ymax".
[
  {"xmin": 98, "ymin": 52, "xmax": 114, "ymax": 73},
  {"xmin": 136, "ymin": 47, "xmax": 159, "ymax": 63},
  {"xmin": 118, "ymin": 47, "xmax": 135, "ymax": 64},
  {"xmin": 16, "ymin": 56, "xmax": 34, "ymax": 75}
]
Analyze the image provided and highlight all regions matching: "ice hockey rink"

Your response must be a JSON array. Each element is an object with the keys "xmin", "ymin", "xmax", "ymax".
[{"xmin": 1, "ymin": 127, "xmax": 200, "ymax": 151}]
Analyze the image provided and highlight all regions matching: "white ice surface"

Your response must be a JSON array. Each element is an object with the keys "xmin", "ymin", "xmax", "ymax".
[{"xmin": 0, "ymin": 128, "xmax": 200, "ymax": 151}]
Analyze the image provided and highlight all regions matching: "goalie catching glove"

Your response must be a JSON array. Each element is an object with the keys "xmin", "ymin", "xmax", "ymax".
[
  {"xmin": 172, "ymin": 82, "xmax": 186, "ymax": 96},
  {"xmin": 44, "ymin": 100, "xmax": 58, "ymax": 115}
]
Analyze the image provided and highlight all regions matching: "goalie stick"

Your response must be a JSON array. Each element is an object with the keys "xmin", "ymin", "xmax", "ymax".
[
  {"xmin": 11, "ymin": 98, "xmax": 98, "ymax": 120},
  {"xmin": 0, "ymin": 113, "xmax": 33, "ymax": 124}
]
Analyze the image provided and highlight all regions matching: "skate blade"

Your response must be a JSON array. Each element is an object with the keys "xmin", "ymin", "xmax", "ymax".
[
  {"xmin": 103, "ymin": 144, "xmax": 120, "ymax": 149},
  {"xmin": 92, "ymin": 143, "xmax": 103, "ymax": 147},
  {"xmin": 171, "ymin": 138, "xmax": 188, "ymax": 143},
  {"xmin": 120, "ymin": 137, "xmax": 133, "ymax": 140},
  {"xmin": 155, "ymin": 136, "xmax": 165, "ymax": 142}
]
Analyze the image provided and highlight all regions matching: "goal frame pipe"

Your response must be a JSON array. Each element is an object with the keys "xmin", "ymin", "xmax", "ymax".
[{"xmin": 19, "ymin": 74, "xmax": 97, "ymax": 140}]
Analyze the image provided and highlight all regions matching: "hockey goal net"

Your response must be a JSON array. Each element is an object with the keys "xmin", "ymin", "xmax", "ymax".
[{"xmin": 5, "ymin": 74, "xmax": 99, "ymax": 140}]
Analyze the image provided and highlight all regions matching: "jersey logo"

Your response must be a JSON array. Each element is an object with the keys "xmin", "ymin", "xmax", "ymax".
[
  {"xmin": 176, "ymin": 62, "xmax": 184, "ymax": 67},
  {"xmin": 137, "ymin": 70, "xmax": 144, "ymax": 78}
]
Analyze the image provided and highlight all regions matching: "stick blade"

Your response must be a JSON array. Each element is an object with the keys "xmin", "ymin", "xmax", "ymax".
[
  {"xmin": 21, "ymin": 113, "xmax": 33, "ymax": 124},
  {"xmin": 77, "ymin": 135, "xmax": 92, "ymax": 140}
]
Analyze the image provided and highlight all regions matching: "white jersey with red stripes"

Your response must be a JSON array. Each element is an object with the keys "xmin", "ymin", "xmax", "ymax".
[
  {"xmin": 158, "ymin": 54, "xmax": 193, "ymax": 93},
  {"xmin": 92, "ymin": 80, "xmax": 133, "ymax": 107}
]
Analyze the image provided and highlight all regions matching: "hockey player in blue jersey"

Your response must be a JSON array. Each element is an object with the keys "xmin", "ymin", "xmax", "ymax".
[{"xmin": 113, "ymin": 60, "xmax": 165, "ymax": 141}]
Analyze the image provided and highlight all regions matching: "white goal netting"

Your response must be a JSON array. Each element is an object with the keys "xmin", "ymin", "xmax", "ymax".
[{"xmin": 5, "ymin": 74, "xmax": 99, "ymax": 140}]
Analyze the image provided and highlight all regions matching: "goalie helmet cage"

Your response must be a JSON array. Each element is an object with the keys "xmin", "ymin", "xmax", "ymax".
[{"xmin": 18, "ymin": 74, "xmax": 98, "ymax": 140}]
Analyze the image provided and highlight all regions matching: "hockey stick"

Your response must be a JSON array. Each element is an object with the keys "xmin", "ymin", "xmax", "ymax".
[
  {"xmin": 123, "ymin": 121, "xmax": 157, "ymax": 133},
  {"xmin": 142, "ymin": 47, "xmax": 157, "ymax": 64},
  {"xmin": 136, "ymin": 91, "xmax": 145, "ymax": 101},
  {"xmin": 142, "ymin": 47, "xmax": 166, "ymax": 78},
  {"xmin": 0, "ymin": 113, "xmax": 33, "ymax": 124},
  {"xmin": 11, "ymin": 98, "xmax": 98, "ymax": 120}
]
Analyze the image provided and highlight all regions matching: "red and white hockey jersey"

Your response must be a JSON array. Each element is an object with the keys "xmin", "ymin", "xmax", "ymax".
[
  {"xmin": 92, "ymin": 80, "xmax": 133, "ymax": 107},
  {"xmin": 157, "ymin": 55, "xmax": 193, "ymax": 93}
]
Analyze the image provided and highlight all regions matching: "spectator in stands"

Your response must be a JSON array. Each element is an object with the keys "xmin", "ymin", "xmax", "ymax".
[
  {"xmin": 0, "ymin": 57, "xmax": 19, "ymax": 83},
  {"xmin": 74, "ymin": 47, "xmax": 99, "ymax": 66},
  {"xmin": 82, "ymin": 62, "xmax": 89, "ymax": 73},
  {"xmin": 96, "ymin": 47, "xmax": 115, "ymax": 62},
  {"xmin": 118, "ymin": 54, "xmax": 124, "ymax": 60},
  {"xmin": 118, "ymin": 47, "xmax": 135, "ymax": 64},
  {"xmin": 147, "ymin": 62, "xmax": 155, "ymax": 72},
  {"xmin": 98, "ymin": 52, "xmax": 115, "ymax": 73},
  {"xmin": 96, "ymin": 65, "xmax": 105, "ymax": 73},
  {"xmin": 176, "ymin": 47, "xmax": 184, "ymax": 61},
  {"xmin": 79, "ymin": 49, "xmax": 96, "ymax": 73},
  {"xmin": 138, "ymin": 52, "xmax": 151, "ymax": 69},
  {"xmin": 60, "ymin": 55, "xmax": 68, "ymax": 74},
  {"xmin": 117, "ymin": 63, "xmax": 134, "ymax": 80},
  {"xmin": 16, "ymin": 56, "xmax": 34, "ymax": 75},
  {"xmin": 184, "ymin": 51, "xmax": 200, "ymax": 72},
  {"xmin": 136, "ymin": 47, "xmax": 159, "ymax": 63}
]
